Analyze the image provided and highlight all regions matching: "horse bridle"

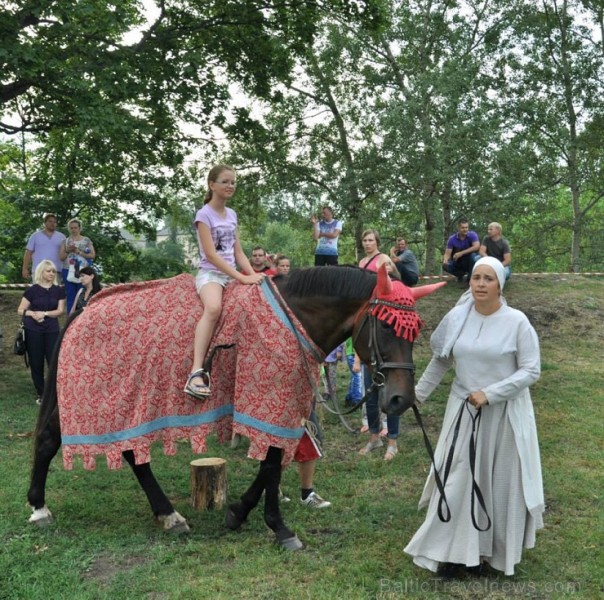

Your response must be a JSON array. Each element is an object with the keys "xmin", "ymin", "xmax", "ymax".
[
  {"xmin": 352, "ymin": 298, "xmax": 417, "ymax": 388},
  {"xmin": 262, "ymin": 279, "xmax": 417, "ymax": 417}
]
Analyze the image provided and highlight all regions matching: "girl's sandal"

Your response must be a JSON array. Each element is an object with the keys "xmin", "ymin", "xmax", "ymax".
[
  {"xmin": 359, "ymin": 438, "xmax": 383, "ymax": 455},
  {"xmin": 184, "ymin": 368, "xmax": 211, "ymax": 399},
  {"xmin": 384, "ymin": 445, "xmax": 398, "ymax": 461}
]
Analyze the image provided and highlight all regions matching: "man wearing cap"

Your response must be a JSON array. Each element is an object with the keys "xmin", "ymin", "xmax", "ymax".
[{"xmin": 22, "ymin": 213, "xmax": 66, "ymax": 282}]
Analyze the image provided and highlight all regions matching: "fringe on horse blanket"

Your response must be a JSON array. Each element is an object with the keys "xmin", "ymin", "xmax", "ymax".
[{"xmin": 58, "ymin": 274, "xmax": 324, "ymax": 470}]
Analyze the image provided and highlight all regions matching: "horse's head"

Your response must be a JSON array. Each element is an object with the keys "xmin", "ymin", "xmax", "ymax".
[{"xmin": 352, "ymin": 265, "xmax": 445, "ymax": 416}]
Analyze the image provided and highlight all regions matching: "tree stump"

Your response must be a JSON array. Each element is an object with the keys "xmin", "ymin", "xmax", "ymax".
[{"xmin": 190, "ymin": 458, "xmax": 228, "ymax": 510}]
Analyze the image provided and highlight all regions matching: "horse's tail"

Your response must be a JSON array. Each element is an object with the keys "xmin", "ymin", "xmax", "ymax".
[{"xmin": 34, "ymin": 310, "xmax": 83, "ymax": 439}]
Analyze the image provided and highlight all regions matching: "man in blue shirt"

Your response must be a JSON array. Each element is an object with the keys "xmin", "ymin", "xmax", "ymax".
[
  {"xmin": 442, "ymin": 218, "xmax": 480, "ymax": 283},
  {"xmin": 22, "ymin": 213, "xmax": 66, "ymax": 282}
]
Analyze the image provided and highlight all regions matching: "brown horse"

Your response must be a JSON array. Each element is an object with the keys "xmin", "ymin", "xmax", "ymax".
[{"xmin": 27, "ymin": 265, "xmax": 444, "ymax": 549}]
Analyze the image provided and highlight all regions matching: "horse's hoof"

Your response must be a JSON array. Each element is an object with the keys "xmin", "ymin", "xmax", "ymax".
[
  {"xmin": 277, "ymin": 534, "xmax": 304, "ymax": 551},
  {"xmin": 157, "ymin": 511, "xmax": 190, "ymax": 534},
  {"xmin": 225, "ymin": 506, "xmax": 244, "ymax": 531},
  {"xmin": 28, "ymin": 506, "xmax": 53, "ymax": 526}
]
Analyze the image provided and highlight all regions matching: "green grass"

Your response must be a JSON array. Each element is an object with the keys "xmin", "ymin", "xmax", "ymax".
[{"xmin": 0, "ymin": 278, "xmax": 603, "ymax": 599}]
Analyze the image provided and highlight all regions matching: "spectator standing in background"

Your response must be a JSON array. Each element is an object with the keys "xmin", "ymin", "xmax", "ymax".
[
  {"xmin": 311, "ymin": 206, "xmax": 342, "ymax": 266},
  {"xmin": 16, "ymin": 260, "xmax": 66, "ymax": 404},
  {"xmin": 250, "ymin": 247, "xmax": 277, "ymax": 275},
  {"xmin": 22, "ymin": 213, "xmax": 66, "ymax": 282},
  {"xmin": 60, "ymin": 218, "xmax": 96, "ymax": 313},
  {"xmin": 70, "ymin": 266, "xmax": 102, "ymax": 315},
  {"xmin": 357, "ymin": 229, "xmax": 399, "ymax": 460},
  {"xmin": 274, "ymin": 255, "xmax": 291, "ymax": 276}
]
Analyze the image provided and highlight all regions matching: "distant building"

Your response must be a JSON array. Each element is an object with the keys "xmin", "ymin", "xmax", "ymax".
[
  {"xmin": 156, "ymin": 227, "xmax": 198, "ymax": 264},
  {"xmin": 119, "ymin": 228, "xmax": 147, "ymax": 251},
  {"xmin": 118, "ymin": 227, "xmax": 197, "ymax": 265}
]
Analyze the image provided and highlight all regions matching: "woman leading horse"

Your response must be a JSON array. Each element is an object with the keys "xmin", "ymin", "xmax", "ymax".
[{"xmin": 27, "ymin": 265, "xmax": 444, "ymax": 549}]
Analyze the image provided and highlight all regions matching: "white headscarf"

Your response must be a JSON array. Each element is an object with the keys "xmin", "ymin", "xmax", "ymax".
[
  {"xmin": 431, "ymin": 257, "xmax": 506, "ymax": 358},
  {"xmin": 473, "ymin": 256, "xmax": 506, "ymax": 291}
]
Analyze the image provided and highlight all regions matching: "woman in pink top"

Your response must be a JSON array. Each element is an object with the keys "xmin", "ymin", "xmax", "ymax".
[
  {"xmin": 356, "ymin": 229, "xmax": 400, "ymax": 460},
  {"xmin": 358, "ymin": 229, "xmax": 395, "ymax": 273},
  {"xmin": 184, "ymin": 165, "xmax": 264, "ymax": 399}
]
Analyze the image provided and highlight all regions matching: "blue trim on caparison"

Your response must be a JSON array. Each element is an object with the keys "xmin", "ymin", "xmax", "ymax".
[
  {"xmin": 234, "ymin": 411, "xmax": 305, "ymax": 439},
  {"xmin": 260, "ymin": 278, "xmax": 320, "ymax": 360},
  {"xmin": 61, "ymin": 404, "xmax": 234, "ymax": 446}
]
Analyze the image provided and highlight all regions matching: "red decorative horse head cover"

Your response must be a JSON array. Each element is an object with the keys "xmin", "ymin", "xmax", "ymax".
[{"xmin": 370, "ymin": 265, "xmax": 447, "ymax": 342}]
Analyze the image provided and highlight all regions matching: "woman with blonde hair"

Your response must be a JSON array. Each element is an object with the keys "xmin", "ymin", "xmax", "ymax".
[{"xmin": 17, "ymin": 260, "xmax": 66, "ymax": 404}]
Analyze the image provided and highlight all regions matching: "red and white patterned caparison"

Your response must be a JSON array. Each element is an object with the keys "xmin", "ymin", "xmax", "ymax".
[{"xmin": 58, "ymin": 274, "xmax": 324, "ymax": 470}]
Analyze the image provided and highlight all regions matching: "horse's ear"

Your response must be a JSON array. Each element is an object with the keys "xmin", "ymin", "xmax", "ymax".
[
  {"xmin": 376, "ymin": 264, "xmax": 392, "ymax": 296},
  {"xmin": 410, "ymin": 281, "xmax": 447, "ymax": 300}
]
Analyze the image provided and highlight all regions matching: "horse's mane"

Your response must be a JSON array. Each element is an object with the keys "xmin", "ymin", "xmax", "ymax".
[{"xmin": 282, "ymin": 265, "xmax": 377, "ymax": 299}]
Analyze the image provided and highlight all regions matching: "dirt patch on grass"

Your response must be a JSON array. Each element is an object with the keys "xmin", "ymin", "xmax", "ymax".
[
  {"xmin": 0, "ymin": 292, "xmax": 20, "ymax": 364},
  {"xmin": 82, "ymin": 553, "xmax": 149, "ymax": 586}
]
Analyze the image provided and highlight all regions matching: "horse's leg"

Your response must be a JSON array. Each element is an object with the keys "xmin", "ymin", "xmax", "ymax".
[
  {"xmin": 121, "ymin": 450, "xmax": 190, "ymax": 533},
  {"xmin": 263, "ymin": 446, "xmax": 303, "ymax": 550},
  {"xmin": 225, "ymin": 446, "xmax": 302, "ymax": 549},
  {"xmin": 27, "ymin": 409, "xmax": 61, "ymax": 525},
  {"xmin": 224, "ymin": 463, "xmax": 267, "ymax": 530}
]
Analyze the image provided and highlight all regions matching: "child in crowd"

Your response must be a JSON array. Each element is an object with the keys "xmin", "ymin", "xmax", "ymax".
[
  {"xmin": 344, "ymin": 337, "xmax": 363, "ymax": 406},
  {"xmin": 274, "ymin": 255, "xmax": 291, "ymax": 275},
  {"xmin": 322, "ymin": 343, "xmax": 344, "ymax": 403}
]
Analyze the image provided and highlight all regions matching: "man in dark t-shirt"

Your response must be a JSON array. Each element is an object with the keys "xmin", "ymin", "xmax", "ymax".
[
  {"xmin": 389, "ymin": 238, "xmax": 419, "ymax": 287},
  {"xmin": 479, "ymin": 222, "xmax": 511, "ymax": 280}
]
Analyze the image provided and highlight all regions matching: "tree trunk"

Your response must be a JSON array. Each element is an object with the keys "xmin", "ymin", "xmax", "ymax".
[
  {"xmin": 570, "ymin": 192, "xmax": 582, "ymax": 273},
  {"xmin": 423, "ymin": 205, "xmax": 440, "ymax": 275},
  {"xmin": 558, "ymin": 0, "xmax": 582, "ymax": 273}
]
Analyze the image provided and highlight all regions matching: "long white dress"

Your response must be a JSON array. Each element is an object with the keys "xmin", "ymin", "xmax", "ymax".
[{"xmin": 404, "ymin": 304, "xmax": 544, "ymax": 576}]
